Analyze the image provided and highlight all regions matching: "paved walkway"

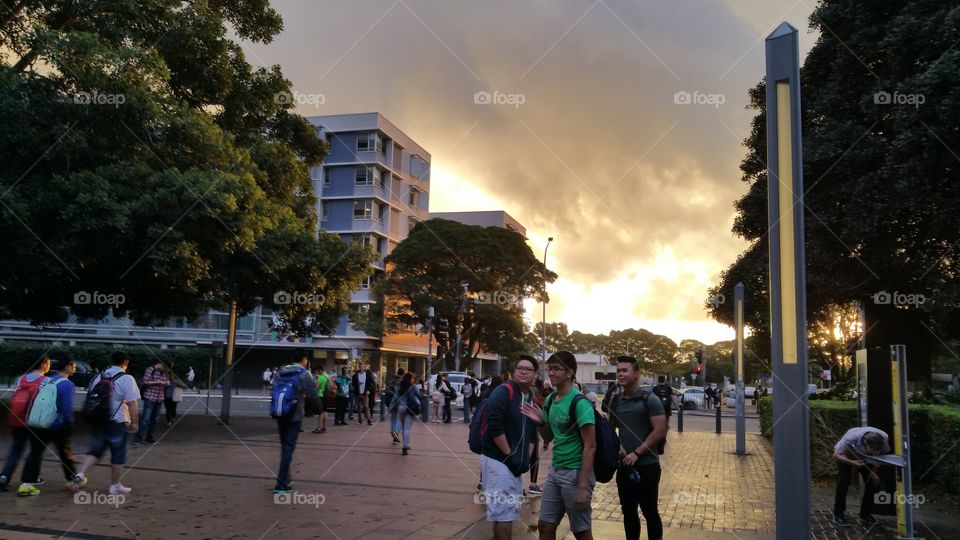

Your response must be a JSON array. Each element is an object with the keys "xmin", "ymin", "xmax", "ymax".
[{"xmin": 0, "ymin": 414, "xmax": 948, "ymax": 539}]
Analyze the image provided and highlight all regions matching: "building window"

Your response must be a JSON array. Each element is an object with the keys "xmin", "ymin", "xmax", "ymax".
[
  {"xmin": 357, "ymin": 132, "xmax": 383, "ymax": 154},
  {"xmin": 408, "ymin": 187, "xmax": 420, "ymax": 208},
  {"xmin": 355, "ymin": 166, "xmax": 384, "ymax": 189},
  {"xmin": 353, "ymin": 200, "xmax": 374, "ymax": 220},
  {"xmin": 359, "ymin": 276, "xmax": 371, "ymax": 289},
  {"xmin": 323, "ymin": 168, "xmax": 331, "ymax": 187},
  {"xmin": 321, "ymin": 203, "xmax": 328, "ymax": 221},
  {"xmin": 352, "ymin": 303, "xmax": 371, "ymax": 315},
  {"xmin": 352, "ymin": 233, "xmax": 375, "ymax": 248}
]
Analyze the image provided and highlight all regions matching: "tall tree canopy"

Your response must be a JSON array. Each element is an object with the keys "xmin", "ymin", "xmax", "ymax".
[
  {"xmin": 709, "ymin": 1, "xmax": 960, "ymax": 349},
  {"xmin": 371, "ymin": 219, "xmax": 556, "ymax": 363},
  {"xmin": 0, "ymin": 0, "xmax": 373, "ymax": 333}
]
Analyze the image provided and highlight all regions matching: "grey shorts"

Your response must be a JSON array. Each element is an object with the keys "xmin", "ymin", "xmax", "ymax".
[
  {"xmin": 480, "ymin": 455, "xmax": 524, "ymax": 522},
  {"xmin": 540, "ymin": 466, "xmax": 596, "ymax": 533}
]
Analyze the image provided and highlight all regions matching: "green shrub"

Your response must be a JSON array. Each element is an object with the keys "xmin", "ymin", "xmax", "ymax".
[
  {"xmin": 758, "ymin": 397, "xmax": 960, "ymax": 493},
  {"xmin": 0, "ymin": 343, "xmax": 210, "ymax": 387}
]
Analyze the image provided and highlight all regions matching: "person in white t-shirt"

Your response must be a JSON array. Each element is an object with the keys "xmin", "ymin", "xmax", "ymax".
[
  {"xmin": 351, "ymin": 365, "xmax": 376, "ymax": 425},
  {"xmin": 832, "ymin": 426, "xmax": 890, "ymax": 527},
  {"xmin": 70, "ymin": 351, "xmax": 141, "ymax": 495}
]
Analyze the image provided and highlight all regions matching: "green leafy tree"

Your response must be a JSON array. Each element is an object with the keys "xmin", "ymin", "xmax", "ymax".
[
  {"xmin": 709, "ymin": 1, "xmax": 960, "ymax": 358},
  {"xmin": 372, "ymin": 219, "xmax": 556, "ymax": 364},
  {"xmin": 0, "ymin": 0, "xmax": 373, "ymax": 333}
]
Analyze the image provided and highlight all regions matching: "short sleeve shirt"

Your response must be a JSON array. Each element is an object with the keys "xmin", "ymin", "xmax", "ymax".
[
  {"xmin": 96, "ymin": 366, "xmax": 141, "ymax": 424},
  {"xmin": 316, "ymin": 374, "xmax": 329, "ymax": 397},
  {"xmin": 546, "ymin": 388, "xmax": 596, "ymax": 469},
  {"xmin": 610, "ymin": 386, "xmax": 665, "ymax": 465},
  {"xmin": 835, "ymin": 427, "xmax": 890, "ymax": 456}
]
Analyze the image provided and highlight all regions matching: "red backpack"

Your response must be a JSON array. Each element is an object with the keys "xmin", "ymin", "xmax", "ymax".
[{"xmin": 8, "ymin": 375, "xmax": 44, "ymax": 428}]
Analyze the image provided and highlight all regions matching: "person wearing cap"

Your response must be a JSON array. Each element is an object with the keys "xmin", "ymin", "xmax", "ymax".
[
  {"xmin": 521, "ymin": 351, "xmax": 596, "ymax": 540},
  {"xmin": 46, "ymin": 355, "xmax": 80, "ymax": 487}
]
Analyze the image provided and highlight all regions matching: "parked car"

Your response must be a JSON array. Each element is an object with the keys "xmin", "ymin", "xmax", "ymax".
[
  {"xmin": 680, "ymin": 387, "xmax": 705, "ymax": 409},
  {"xmin": 71, "ymin": 360, "xmax": 96, "ymax": 388}
]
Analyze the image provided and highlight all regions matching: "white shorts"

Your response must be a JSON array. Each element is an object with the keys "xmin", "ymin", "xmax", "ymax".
[{"xmin": 480, "ymin": 455, "xmax": 524, "ymax": 522}]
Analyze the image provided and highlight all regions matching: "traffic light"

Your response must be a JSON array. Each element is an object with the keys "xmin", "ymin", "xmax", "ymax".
[
  {"xmin": 694, "ymin": 348, "xmax": 704, "ymax": 364},
  {"xmin": 695, "ymin": 363, "xmax": 702, "ymax": 374},
  {"xmin": 436, "ymin": 318, "xmax": 450, "ymax": 339}
]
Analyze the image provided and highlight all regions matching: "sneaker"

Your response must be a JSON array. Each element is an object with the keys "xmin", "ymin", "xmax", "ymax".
[
  {"xmin": 0, "ymin": 475, "xmax": 9, "ymax": 491},
  {"xmin": 17, "ymin": 484, "xmax": 40, "ymax": 497},
  {"xmin": 273, "ymin": 484, "xmax": 292, "ymax": 494},
  {"xmin": 476, "ymin": 483, "xmax": 483, "ymax": 492},
  {"xmin": 109, "ymin": 484, "xmax": 132, "ymax": 495},
  {"xmin": 367, "ymin": 420, "xmax": 373, "ymax": 426},
  {"xmin": 527, "ymin": 484, "xmax": 543, "ymax": 496},
  {"xmin": 402, "ymin": 447, "xmax": 409, "ymax": 456},
  {"xmin": 146, "ymin": 439, "xmax": 158, "ymax": 445},
  {"xmin": 391, "ymin": 431, "xmax": 400, "ymax": 443},
  {"xmin": 67, "ymin": 474, "xmax": 88, "ymax": 493},
  {"xmin": 833, "ymin": 515, "xmax": 852, "ymax": 528},
  {"xmin": 312, "ymin": 428, "xmax": 322, "ymax": 433},
  {"xmin": 133, "ymin": 439, "xmax": 143, "ymax": 446}
]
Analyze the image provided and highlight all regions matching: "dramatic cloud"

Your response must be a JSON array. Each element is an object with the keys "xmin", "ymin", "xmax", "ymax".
[{"xmin": 245, "ymin": 0, "xmax": 818, "ymax": 343}]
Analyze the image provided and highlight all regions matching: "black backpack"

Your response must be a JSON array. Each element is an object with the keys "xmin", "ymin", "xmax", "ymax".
[
  {"xmin": 82, "ymin": 371, "xmax": 128, "ymax": 426},
  {"xmin": 544, "ymin": 391, "xmax": 620, "ymax": 483}
]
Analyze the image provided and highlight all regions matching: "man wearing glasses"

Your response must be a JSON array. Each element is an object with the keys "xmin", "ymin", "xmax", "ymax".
[
  {"xmin": 480, "ymin": 355, "xmax": 539, "ymax": 540},
  {"xmin": 522, "ymin": 351, "xmax": 597, "ymax": 540}
]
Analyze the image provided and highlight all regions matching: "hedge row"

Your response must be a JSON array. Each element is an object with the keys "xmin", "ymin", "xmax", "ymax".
[
  {"xmin": 0, "ymin": 342, "xmax": 209, "ymax": 386},
  {"xmin": 758, "ymin": 396, "xmax": 960, "ymax": 494}
]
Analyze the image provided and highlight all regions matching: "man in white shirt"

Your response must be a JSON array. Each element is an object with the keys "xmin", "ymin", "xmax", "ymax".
[
  {"xmin": 832, "ymin": 426, "xmax": 890, "ymax": 527},
  {"xmin": 71, "ymin": 351, "xmax": 141, "ymax": 495},
  {"xmin": 351, "ymin": 365, "xmax": 375, "ymax": 426},
  {"xmin": 262, "ymin": 367, "xmax": 272, "ymax": 394}
]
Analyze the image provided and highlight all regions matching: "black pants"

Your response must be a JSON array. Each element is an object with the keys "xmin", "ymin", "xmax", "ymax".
[
  {"xmin": 1, "ymin": 427, "xmax": 47, "ymax": 483},
  {"xmin": 834, "ymin": 462, "xmax": 877, "ymax": 517},
  {"xmin": 276, "ymin": 420, "xmax": 301, "ymax": 488},
  {"xmin": 44, "ymin": 427, "xmax": 77, "ymax": 481},
  {"xmin": 164, "ymin": 398, "xmax": 179, "ymax": 423},
  {"xmin": 335, "ymin": 395, "xmax": 349, "ymax": 424},
  {"xmin": 442, "ymin": 399, "xmax": 452, "ymax": 422},
  {"xmin": 616, "ymin": 463, "xmax": 663, "ymax": 540}
]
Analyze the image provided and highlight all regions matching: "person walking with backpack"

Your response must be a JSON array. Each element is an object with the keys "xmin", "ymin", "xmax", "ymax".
[
  {"xmin": 0, "ymin": 354, "xmax": 52, "ymax": 496},
  {"xmin": 45, "ymin": 356, "xmax": 80, "ymax": 489},
  {"xmin": 608, "ymin": 356, "xmax": 667, "ymax": 540},
  {"xmin": 70, "ymin": 351, "xmax": 140, "ymax": 495},
  {"xmin": 134, "ymin": 357, "xmax": 170, "ymax": 445},
  {"xmin": 271, "ymin": 350, "xmax": 318, "ymax": 493},
  {"xmin": 386, "ymin": 368, "xmax": 404, "ymax": 443},
  {"xmin": 520, "ymin": 351, "xmax": 597, "ymax": 540},
  {"xmin": 394, "ymin": 372, "xmax": 422, "ymax": 455},
  {"xmin": 334, "ymin": 367, "xmax": 351, "ymax": 425},
  {"xmin": 475, "ymin": 355, "xmax": 538, "ymax": 540}
]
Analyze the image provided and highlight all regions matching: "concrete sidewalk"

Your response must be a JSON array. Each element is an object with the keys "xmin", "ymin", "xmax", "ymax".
[{"xmin": 0, "ymin": 415, "xmax": 946, "ymax": 539}]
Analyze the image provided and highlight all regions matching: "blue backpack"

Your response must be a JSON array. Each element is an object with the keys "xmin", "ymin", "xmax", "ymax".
[
  {"xmin": 544, "ymin": 391, "xmax": 620, "ymax": 483},
  {"xmin": 468, "ymin": 381, "xmax": 517, "ymax": 454},
  {"xmin": 270, "ymin": 367, "xmax": 305, "ymax": 419}
]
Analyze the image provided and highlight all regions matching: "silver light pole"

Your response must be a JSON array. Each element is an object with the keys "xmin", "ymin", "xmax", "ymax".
[
  {"xmin": 766, "ymin": 21, "xmax": 811, "ymax": 538},
  {"xmin": 541, "ymin": 237, "xmax": 553, "ymax": 374}
]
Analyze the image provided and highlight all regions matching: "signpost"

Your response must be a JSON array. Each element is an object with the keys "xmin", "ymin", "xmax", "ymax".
[
  {"xmin": 734, "ymin": 283, "xmax": 746, "ymax": 456},
  {"xmin": 765, "ymin": 21, "xmax": 811, "ymax": 538},
  {"xmin": 890, "ymin": 345, "xmax": 916, "ymax": 539}
]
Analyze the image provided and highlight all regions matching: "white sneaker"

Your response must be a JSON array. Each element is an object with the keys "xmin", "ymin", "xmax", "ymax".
[{"xmin": 109, "ymin": 484, "xmax": 132, "ymax": 495}]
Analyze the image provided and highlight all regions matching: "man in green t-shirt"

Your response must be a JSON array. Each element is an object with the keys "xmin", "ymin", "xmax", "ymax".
[
  {"xmin": 312, "ymin": 366, "xmax": 330, "ymax": 434},
  {"xmin": 522, "ymin": 351, "xmax": 596, "ymax": 539},
  {"xmin": 608, "ymin": 356, "xmax": 667, "ymax": 540}
]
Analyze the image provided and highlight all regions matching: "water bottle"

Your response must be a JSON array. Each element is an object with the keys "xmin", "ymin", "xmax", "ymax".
[{"xmin": 626, "ymin": 467, "xmax": 642, "ymax": 485}]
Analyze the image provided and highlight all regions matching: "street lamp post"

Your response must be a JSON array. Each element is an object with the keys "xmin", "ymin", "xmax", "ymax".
[
  {"xmin": 541, "ymin": 237, "xmax": 554, "ymax": 373},
  {"xmin": 455, "ymin": 282, "xmax": 468, "ymax": 372}
]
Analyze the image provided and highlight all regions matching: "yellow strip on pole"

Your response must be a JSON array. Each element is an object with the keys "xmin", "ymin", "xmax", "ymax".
[{"xmin": 776, "ymin": 81, "xmax": 798, "ymax": 364}]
